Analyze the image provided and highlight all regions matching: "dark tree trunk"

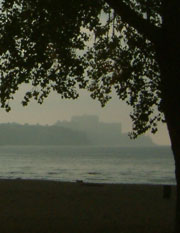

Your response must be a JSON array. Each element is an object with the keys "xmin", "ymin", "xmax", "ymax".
[
  {"xmin": 155, "ymin": 1, "xmax": 180, "ymax": 232},
  {"xmin": 163, "ymin": 87, "xmax": 180, "ymax": 233},
  {"xmin": 159, "ymin": 55, "xmax": 180, "ymax": 233}
]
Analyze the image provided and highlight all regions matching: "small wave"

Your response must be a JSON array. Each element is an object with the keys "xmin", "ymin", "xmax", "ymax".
[
  {"xmin": 148, "ymin": 177, "xmax": 176, "ymax": 185},
  {"xmin": 86, "ymin": 177, "xmax": 107, "ymax": 181},
  {"xmin": 9, "ymin": 171, "xmax": 24, "ymax": 175},
  {"xmin": 88, "ymin": 172, "xmax": 101, "ymax": 175},
  {"xmin": 47, "ymin": 172, "xmax": 59, "ymax": 175}
]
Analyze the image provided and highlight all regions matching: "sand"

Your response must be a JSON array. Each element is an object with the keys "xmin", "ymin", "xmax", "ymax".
[{"xmin": 0, "ymin": 179, "xmax": 176, "ymax": 233}]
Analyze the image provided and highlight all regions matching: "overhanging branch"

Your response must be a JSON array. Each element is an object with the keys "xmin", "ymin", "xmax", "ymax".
[{"xmin": 105, "ymin": 0, "xmax": 161, "ymax": 43}]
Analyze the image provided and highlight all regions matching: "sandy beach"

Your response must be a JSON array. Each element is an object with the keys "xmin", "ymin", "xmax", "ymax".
[{"xmin": 0, "ymin": 179, "xmax": 176, "ymax": 233}]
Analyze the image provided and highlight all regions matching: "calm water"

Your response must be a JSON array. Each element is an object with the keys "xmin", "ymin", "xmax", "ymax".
[{"xmin": 0, "ymin": 145, "xmax": 176, "ymax": 185}]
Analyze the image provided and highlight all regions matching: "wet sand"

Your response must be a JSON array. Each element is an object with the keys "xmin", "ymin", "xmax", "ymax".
[{"xmin": 0, "ymin": 179, "xmax": 176, "ymax": 233}]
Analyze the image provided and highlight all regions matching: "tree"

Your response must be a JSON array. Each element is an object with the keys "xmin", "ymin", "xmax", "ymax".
[{"xmin": 0, "ymin": 0, "xmax": 179, "ymax": 231}]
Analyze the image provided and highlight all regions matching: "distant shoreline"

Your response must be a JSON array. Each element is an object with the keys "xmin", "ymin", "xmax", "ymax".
[{"xmin": 0, "ymin": 117, "xmax": 155, "ymax": 146}]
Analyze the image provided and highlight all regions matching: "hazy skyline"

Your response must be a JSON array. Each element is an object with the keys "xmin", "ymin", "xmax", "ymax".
[{"xmin": 0, "ymin": 85, "xmax": 170, "ymax": 145}]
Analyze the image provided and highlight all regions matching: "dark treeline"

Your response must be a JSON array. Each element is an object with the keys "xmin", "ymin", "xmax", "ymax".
[{"xmin": 0, "ymin": 123, "xmax": 88, "ymax": 145}]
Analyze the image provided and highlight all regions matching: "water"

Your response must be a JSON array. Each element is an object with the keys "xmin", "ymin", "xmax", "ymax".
[{"xmin": 0, "ymin": 145, "xmax": 176, "ymax": 185}]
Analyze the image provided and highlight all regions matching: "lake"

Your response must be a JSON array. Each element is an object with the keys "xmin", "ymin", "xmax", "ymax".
[{"xmin": 0, "ymin": 145, "xmax": 176, "ymax": 185}]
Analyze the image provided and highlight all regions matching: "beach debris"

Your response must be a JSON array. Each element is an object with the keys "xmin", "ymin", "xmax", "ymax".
[{"xmin": 76, "ymin": 180, "xmax": 84, "ymax": 184}]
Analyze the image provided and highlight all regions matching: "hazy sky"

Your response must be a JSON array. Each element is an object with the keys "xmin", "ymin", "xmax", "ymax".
[{"xmin": 0, "ymin": 85, "xmax": 170, "ymax": 145}]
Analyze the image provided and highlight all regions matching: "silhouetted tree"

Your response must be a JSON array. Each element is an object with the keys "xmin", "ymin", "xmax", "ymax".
[{"xmin": 0, "ymin": 0, "xmax": 179, "ymax": 231}]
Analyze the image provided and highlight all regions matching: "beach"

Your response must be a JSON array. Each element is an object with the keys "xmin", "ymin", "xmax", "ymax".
[{"xmin": 0, "ymin": 179, "xmax": 176, "ymax": 233}]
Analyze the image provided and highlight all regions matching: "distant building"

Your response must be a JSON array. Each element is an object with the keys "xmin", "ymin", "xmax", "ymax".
[{"xmin": 55, "ymin": 115, "xmax": 154, "ymax": 146}]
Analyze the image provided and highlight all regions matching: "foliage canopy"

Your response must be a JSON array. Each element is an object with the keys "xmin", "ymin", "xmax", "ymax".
[{"xmin": 0, "ymin": 0, "xmax": 164, "ymax": 137}]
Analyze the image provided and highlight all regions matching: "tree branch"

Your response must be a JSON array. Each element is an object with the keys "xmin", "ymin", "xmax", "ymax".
[{"xmin": 105, "ymin": 0, "xmax": 161, "ymax": 43}]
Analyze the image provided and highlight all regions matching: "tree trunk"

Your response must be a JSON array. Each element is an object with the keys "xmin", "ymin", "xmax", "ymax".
[
  {"xmin": 165, "ymin": 101, "xmax": 180, "ymax": 233},
  {"xmin": 159, "ymin": 55, "xmax": 180, "ymax": 233},
  {"xmin": 160, "ymin": 54, "xmax": 180, "ymax": 233},
  {"xmin": 155, "ymin": 1, "xmax": 180, "ymax": 232}
]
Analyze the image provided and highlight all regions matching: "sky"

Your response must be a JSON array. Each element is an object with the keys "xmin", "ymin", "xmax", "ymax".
[{"xmin": 0, "ymin": 85, "xmax": 171, "ymax": 146}]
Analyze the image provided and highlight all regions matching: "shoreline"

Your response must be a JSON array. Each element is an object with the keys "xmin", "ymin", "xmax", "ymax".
[
  {"xmin": 0, "ymin": 179, "xmax": 176, "ymax": 233},
  {"xmin": 0, "ymin": 176, "xmax": 177, "ymax": 186}
]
